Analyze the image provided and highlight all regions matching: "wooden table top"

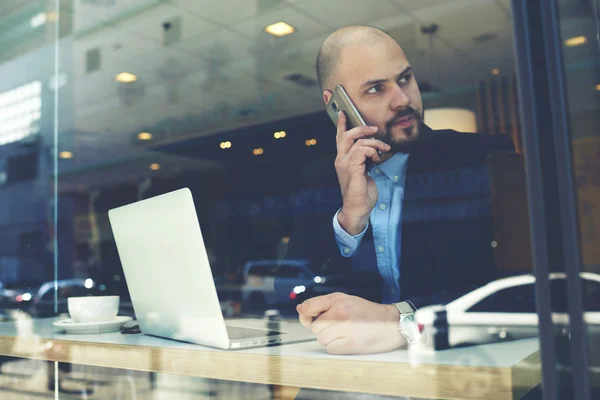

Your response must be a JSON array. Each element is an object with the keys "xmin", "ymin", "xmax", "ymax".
[{"xmin": 0, "ymin": 316, "xmax": 541, "ymax": 399}]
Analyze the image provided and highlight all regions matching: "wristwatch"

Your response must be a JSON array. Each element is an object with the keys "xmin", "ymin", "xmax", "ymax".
[{"xmin": 392, "ymin": 300, "xmax": 426, "ymax": 344}]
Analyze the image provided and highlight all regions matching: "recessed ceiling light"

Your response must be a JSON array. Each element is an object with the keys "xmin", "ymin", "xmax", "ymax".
[
  {"xmin": 30, "ymin": 12, "xmax": 47, "ymax": 28},
  {"xmin": 253, "ymin": 148, "xmax": 264, "ymax": 155},
  {"xmin": 265, "ymin": 22, "xmax": 296, "ymax": 37},
  {"xmin": 138, "ymin": 132, "xmax": 152, "ymax": 140},
  {"xmin": 59, "ymin": 151, "xmax": 73, "ymax": 159},
  {"xmin": 564, "ymin": 36, "xmax": 587, "ymax": 47},
  {"xmin": 305, "ymin": 139, "xmax": 317, "ymax": 147},
  {"xmin": 220, "ymin": 141, "xmax": 232, "ymax": 149},
  {"xmin": 149, "ymin": 163, "xmax": 160, "ymax": 171},
  {"xmin": 491, "ymin": 68, "xmax": 500, "ymax": 75},
  {"xmin": 595, "ymin": 84, "xmax": 600, "ymax": 91},
  {"xmin": 274, "ymin": 131, "xmax": 287, "ymax": 139},
  {"xmin": 115, "ymin": 72, "xmax": 138, "ymax": 83}
]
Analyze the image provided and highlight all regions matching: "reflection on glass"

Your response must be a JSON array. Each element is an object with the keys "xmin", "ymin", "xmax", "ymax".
[
  {"xmin": 557, "ymin": 0, "xmax": 599, "ymax": 396},
  {"xmin": 0, "ymin": 0, "xmax": 555, "ymax": 398}
]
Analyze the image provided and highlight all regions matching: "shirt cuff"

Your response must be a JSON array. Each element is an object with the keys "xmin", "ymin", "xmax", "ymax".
[{"xmin": 332, "ymin": 208, "xmax": 369, "ymax": 257}]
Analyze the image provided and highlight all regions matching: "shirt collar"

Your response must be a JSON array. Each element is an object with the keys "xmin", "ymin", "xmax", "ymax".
[{"xmin": 370, "ymin": 152, "xmax": 409, "ymax": 182}]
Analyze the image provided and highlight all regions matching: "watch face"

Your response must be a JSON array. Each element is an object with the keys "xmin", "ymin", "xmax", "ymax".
[{"xmin": 400, "ymin": 313, "xmax": 423, "ymax": 343}]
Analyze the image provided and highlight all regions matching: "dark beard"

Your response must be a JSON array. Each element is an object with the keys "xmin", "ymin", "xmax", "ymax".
[{"xmin": 378, "ymin": 107, "xmax": 423, "ymax": 153}]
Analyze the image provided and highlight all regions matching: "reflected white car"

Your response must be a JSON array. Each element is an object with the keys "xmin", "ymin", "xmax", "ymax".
[{"xmin": 416, "ymin": 272, "xmax": 600, "ymax": 348}]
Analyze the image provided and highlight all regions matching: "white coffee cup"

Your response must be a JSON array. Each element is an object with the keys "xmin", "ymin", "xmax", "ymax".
[{"xmin": 68, "ymin": 296, "xmax": 119, "ymax": 323}]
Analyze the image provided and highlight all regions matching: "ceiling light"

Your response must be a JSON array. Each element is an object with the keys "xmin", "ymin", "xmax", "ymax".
[
  {"xmin": 595, "ymin": 84, "xmax": 600, "ymax": 91},
  {"xmin": 265, "ymin": 22, "xmax": 296, "ymax": 37},
  {"xmin": 220, "ymin": 141, "xmax": 232, "ymax": 149},
  {"xmin": 138, "ymin": 132, "xmax": 152, "ymax": 141},
  {"xmin": 274, "ymin": 131, "xmax": 286, "ymax": 139},
  {"xmin": 30, "ymin": 12, "xmax": 47, "ymax": 28},
  {"xmin": 149, "ymin": 163, "xmax": 160, "ymax": 171},
  {"xmin": 491, "ymin": 68, "xmax": 500, "ymax": 75},
  {"xmin": 59, "ymin": 151, "xmax": 73, "ymax": 159},
  {"xmin": 253, "ymin": 148, "xmax": 264, "ymax": 155},
  {"xmin": 305, "ymin": 139, "xmax": 317, "ymax": 146},
  {"xmin": 564, "ymin": 36, "xmax": 587, "ymax": 47},
  {"xmin": 115, "ymin": 72, "xmax": 138, "ymax": 83}
]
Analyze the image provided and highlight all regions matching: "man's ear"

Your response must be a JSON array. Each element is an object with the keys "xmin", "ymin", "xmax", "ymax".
[{"xmin": 322, "ymin": 90, "xmax": 333, "ymax": 105}]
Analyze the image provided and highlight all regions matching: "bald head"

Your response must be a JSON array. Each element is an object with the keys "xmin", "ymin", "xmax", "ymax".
[{"xmin": 316, "ymin": 25, "xmax": 397, "ymax": 91}]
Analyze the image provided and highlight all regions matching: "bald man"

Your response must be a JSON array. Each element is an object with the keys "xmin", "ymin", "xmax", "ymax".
[{"xmin": 285, "ymin": 25, "xmax": 516, "ymax": 356}]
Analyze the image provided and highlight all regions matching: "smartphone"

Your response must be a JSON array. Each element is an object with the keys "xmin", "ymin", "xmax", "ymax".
[
  {"xmin": 325, "ymin": 85, "xmax": 366, "ymax": 129},
  {"xmin": 325, "ymin": 85, "xmax": 381, "ymax": 167}
]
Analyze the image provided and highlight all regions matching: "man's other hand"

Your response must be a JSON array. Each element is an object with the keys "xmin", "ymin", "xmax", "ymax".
[{"xmin": 296, "ymin": 292, "xmax": 406, "ymax": 355}]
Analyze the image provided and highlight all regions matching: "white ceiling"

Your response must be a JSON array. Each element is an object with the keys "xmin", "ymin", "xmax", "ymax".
[
  {"xmin": 67, "ymin": 0, "xmax": 516, "ymax": 130},
  {"xmin": 0, "ymin": 0, "xmax": 31, "ymax": 18},
  {"xmin": 3, "ymin": 0, "xmax": 522, "ymax": 186}
]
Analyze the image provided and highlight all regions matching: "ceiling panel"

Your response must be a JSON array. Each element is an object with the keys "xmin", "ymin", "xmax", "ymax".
[
  {"xmin": 40, "ymin": 0, "xmax": 525, "ymax": 176},
  {"xmin": 494, "ymin": 0, "xmax": 512, "ymax": 15},
  {"xmin": 0, "ymin": 0, "xmax": 32, "ymax": 18},
  {"xmin": 231, "ymin": 6, "xmax": 328, "ymax": 48},
  {"xmin": 466, "ymin": 32, "xmax": 516, "ymax": 67},
  {"xmin": 293, "ymin": 0, "xmax": 403, "ymax": 29},
  {"xmin": 169, "ymin": 0, "xmax": 290, "ymax": 25},
  {"xmin": 73, "ymin": 31, "xmax": 163, "ymax": 78},
  {"xmin": 295, "ymin": 32, "xmax": 327, "ymax": 67},
  {"xmin": 283, "ymin": 0, "xmax": 310, "ymax": 4},
  {"xmin": 390, "ymin": 0, "xmax": 450, "ymax": 13},
  {"xmin": 73, "ymin": 0, "xmax": 153, "ymax": 32},
  {"xmin": 110, "ymin": 1, "xmax": 218, "ymax": 43},
  {"xmin": 175, "ymin": 28, "xmax": 254, "ymax": 61},
  {"xmin": 410, "ymin": 0, "xmax": 512, "ymax": 51},
  {"xmin": 254, "ymin": 56, "xmax": 319, "ymax": 97},
  {"xmin": 73, "ymin": 46, "xmax": 190, "ymax": 109},
  {"xmin": 118, "ymin": 45, "xmax": 201, "ymax": 83},
  {"xmin": 71, "ymin": 1, "xmax": 218, "ymax": 78}
]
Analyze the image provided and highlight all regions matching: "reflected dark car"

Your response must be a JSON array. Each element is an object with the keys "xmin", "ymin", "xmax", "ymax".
[
  {"xmin": 240, "ymin": 259, "xmax": 316, "ymax": 311},
  {"xmin": 1, "ymin": 284, "xmax": 41, "ymax": 308},
  {"xmin": 17, "ymin": 278, "xmax": 103, "ymax": 318},
  {"xmin": 290, "ymin": 273, "xmax": 383, "ymax": 305}
]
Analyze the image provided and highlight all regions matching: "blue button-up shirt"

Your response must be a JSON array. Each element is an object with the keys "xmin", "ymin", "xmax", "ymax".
[{"xmin": 333, "ymin": 153, "xmax": 410, "ymax": 303}]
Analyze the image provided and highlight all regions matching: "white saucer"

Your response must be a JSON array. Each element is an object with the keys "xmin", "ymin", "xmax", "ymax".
[{"xmin": 53, "ymin": 316, "xmax": 133, "ymax": 334}]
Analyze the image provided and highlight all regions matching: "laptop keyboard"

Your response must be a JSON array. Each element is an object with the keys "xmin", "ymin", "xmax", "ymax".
[{"xmin": 225, "ymin": 325, "xmax": 286, "ymax": 340}]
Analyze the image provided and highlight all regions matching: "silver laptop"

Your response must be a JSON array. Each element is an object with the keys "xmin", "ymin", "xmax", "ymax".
[{"xmin": 108, "ymin": 187, "xmax": 314, "ymax": 349}]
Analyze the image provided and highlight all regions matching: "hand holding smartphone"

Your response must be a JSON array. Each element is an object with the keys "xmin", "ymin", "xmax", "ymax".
[
  {"xmin": 326, "ymin": 85, "xmax": 390, "ymax": 235},
  {"xmin": 326, "ymin": 85, "xmax": 382, "ymax": 169}
]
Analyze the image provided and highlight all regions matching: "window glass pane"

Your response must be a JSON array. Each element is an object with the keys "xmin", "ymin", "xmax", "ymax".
[
  {"xmin": 0, "ymin": 0, "xmax": 552, "ymax": 399},
  {"xmin": 583, "ymin": 279, "xmax": 600, "ymax": 312},
  {"xmin": 556, "ymin": 0, "xmax": 599, "ymax": 396}
]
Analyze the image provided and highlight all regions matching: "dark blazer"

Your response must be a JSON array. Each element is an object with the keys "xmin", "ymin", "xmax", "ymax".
[{"xmin": 286, "ymin": 124, "xmax": 515, "ymax": 307}]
